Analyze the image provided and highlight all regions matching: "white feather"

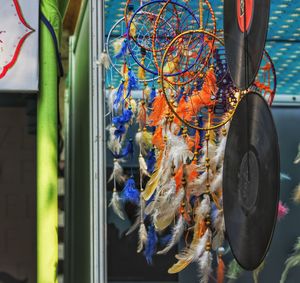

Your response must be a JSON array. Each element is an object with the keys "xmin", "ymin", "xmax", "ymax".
[
  {"xmin": 210, "ymin": 167, "xmax": 223, "ymax": 193},
  {"xmin": 145, "ymin": 177, "xmax": 175, "ymax": 216},
  {"xmin": 212, "ymin": 210, "xmax": 225, "ymax": 250},
  {"xmin": 176, "ymin": 228, "xmax": 211, "ymax": 262},
  {"xmin": 188, "ymin": 169, "xmax": 213, "ymax": 197},
  {"xmin": 198, "ymin": 250, "xmax": 213, "ymax": 283},
  {"xmin": 130, "ymin": 98, "xmax": 137, "ymax": 114},
  {"xmin": 108, "ymin": 160, "xmax": 126, "ymax": 184},
  {"xmin": 126, "ymin": 196, "xmax": 145, "ymax": 235},
  {"xmin": 135, "ymin": 131, "xmax": 153, "ymax": 155},
  {"xmin": 99, "ymin": 52, "xmax": 110, "ymax": 69},
  {"xmin": 215, "ymin": 136, "xmax": 227, "ymax": 163},
  {"xmin": 139, "ymin": 154, "xmax": 150, "ymax": 177},
  {"xmin": 113, "ymin": 37, "xmax": 125, "ymax": 55},
  {"xmin": 153, "ymin": 188, "xmax": 185, "ymax": 231},
  {"xmin": 144, "ymin": 199, "xmax": 156, "ymax": 216},
  {"xmin": 135, "ymin": 131, "xmax": 143, "ymax": 145},
  {"xmin": 161, "ymin": 178, "xmax": 177, "ymax": 202},
  {"xmin": 196, "ymin": 195, "xmax": 211, "ymax": 219},
  {"xmin": 109, "ymin": 191, "xmax": 125, "ymax": 220},
  {"xmin": 157, "ymin": 215, "xmax": 185, "ymax": 255},
  {"xmin": 107, "ymin": 124, "xmax": 122, "ymax": 154},
  {"xmin": 106, "ymin": 88, "xmax": 116, "ymax": 113},
  {"xmin": 143, "ymin": 173, "xmax": 170, "ymax": 214},
  {"xmin": 167, "ymin": 131, "xmax": 194, "ymax": 169},
  {"xmin": 137, "ymin": 223, "xmax": 148, "ymax": 253},
  {"xmin": 159, "ymin": 158, "xmax": 173, "ymax": 186},
  {"xmin": 210, "ymin": 123, "xmax": 230, "ymax": 168}
]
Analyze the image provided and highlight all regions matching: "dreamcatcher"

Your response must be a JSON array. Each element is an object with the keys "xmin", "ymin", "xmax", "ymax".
[{"xmin": 104, "ymin": 0, "xmax": 282, "ymax": 282}]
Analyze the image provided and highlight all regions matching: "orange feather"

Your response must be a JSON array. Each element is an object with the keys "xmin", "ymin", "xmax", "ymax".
[
  {"xmin": 217, "ymin": 256, "xmax": 225, "ymax": 283},
  {"xmin": 185, "ymin": 136, "xmax": 195, "ymax": 151},
  {"xmin": 197, "ymin": 220, "xmax": 207, "ymax": 238},
  {"xmin": 187, "ymin": 94, "xmax": 205, "ymax": 114},
  {"xmin": 201, "ymin": 68, "xmax": 218, "ymax": 106},
  {"xmin": 152, "ymin": 126, "xmax": 164, "ymax": 150},
  {"xmin": 148, "ymin": 94, "xmax": 167, "ymax": 126},
  {"xmin": 174, "ymin": 165, "xmax": 183, "ymax": 192},
  {"xmin": 174, "ymin": 97, "xmax": 193, "ymax": 124},
  {"xmin": 188, "ymin": 167, "xmax": 198, "ymax": 183},
  {"xmin": 137, "ymin": 102, "xmax": 147, "ymax": 129},
  {"xmin": 194, "ymin": 130, "xmax": 201, "ymax": 150}
]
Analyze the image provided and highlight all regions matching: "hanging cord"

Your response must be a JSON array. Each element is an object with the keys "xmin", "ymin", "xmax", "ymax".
[{"xmin": 40, "ymin": 11, "xmax": 64, "ymax": 77}]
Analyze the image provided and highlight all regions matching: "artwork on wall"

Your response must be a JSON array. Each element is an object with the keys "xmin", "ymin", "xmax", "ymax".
[{"xmin": 0, "ymin": 0, "xmax": 39, "ymax": 92}]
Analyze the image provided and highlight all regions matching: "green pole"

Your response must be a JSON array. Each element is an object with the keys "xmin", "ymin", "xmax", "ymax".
[{"xmin": 37, "ymin": 1, "xmax": 67, "ymax": 282}]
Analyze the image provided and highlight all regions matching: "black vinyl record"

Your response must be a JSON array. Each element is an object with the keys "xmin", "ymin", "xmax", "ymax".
[
  {"xmin": 224, "ymin": 0, "xmax": 270, "ymax": 90},
  {"xmin": 223, "ymin": 92, "xmax": 280, "ymax": 270}
]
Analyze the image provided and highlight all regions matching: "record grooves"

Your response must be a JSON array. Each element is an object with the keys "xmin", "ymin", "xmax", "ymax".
[
  {"xmin": 224, "ymin": 0, "xmax": 270, "ymax": 90},
  {"xmin": 223, "ymin": 92, "xmax": 280, "ymax": 270}
]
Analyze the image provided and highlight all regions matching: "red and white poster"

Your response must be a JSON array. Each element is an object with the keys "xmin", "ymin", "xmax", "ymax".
[{"xmin": 0, "ymin": 0, "xmax": 39, "ymax": 92}]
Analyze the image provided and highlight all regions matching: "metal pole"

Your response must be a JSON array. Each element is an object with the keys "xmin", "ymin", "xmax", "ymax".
[
  {"xmin": 37, "ymin": 3, "xmax": 59, "ymax": 282},
  {"xmin": 90, "ymin": 0, "xmax": 107, "ymax": 282}
]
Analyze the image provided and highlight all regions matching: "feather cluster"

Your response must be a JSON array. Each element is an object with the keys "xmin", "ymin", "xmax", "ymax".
[
  {"xmin": 157, "ymin": 215, "xmax": 185, "ymax": 255},
  {"xmin": 106, "ymin": 30, "xmax": 235, "ymax": 281}
]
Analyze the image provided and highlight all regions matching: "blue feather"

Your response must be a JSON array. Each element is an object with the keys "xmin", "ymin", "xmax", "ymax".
[
  {"xmin": 127, "ymin": 68, "xmax": 139, "ymax": 97},
  {"xmin": 149, "ymin": 87, "xmax": 157, "ymax": 107},
  {"xmin": 113, "ymin": 139, "xmax": 134, "ymax": 159},
  {"xmin": 198, "ymin": 115, "xmax": 205, "ymax": 142},
  {"xmin": 146, "ymin": 148, "xmax": 156, "ymax": 174},
  {"xmin": 176, "ymin": 87, "xmax": 185, "ymax": 103},
  {"xmin": 177, "ymin": 126, "xmax": 184, "ymax": 136},
  {"xmin": 190, "ymin": 196, "xmax": 197, "ymax": 206},
  {"xmin": 144, "ymin": 224, "xmax": 158, "ymax": 264},
  {"xmin": 112, "ymin": 108, "xmax": 133, "ymax": 140},
  {"xmin": 113, "ymin": 81, "xmax": 125, "ymax": 111},
  {"xmin": 114, "ymin": 124, "xmax": 126, "ymax": 139},
  {"xmin": 121, "ymin": 178, "xmax": 140, "ymax": 205},
  {"xmin": 160, "ymin": 234, "xmax": 172, "ymax": 246},
  {"xmin": 189, "ymin": 126, "xmax": 196, "ymax": 136},
  {"xmin": 115, "ymin": 38, "xmax": 128, "ymax": 59},
  {"xmin": 211, "ymin": 202, "xmax": 219, "ymax": 223},
  {"xmin": 112, "ymin": 109, "xmax": 133, "ymax": 125},
  {"xmin": 146, "ymin": 192, "xmax": 155, "ymax": 205}
]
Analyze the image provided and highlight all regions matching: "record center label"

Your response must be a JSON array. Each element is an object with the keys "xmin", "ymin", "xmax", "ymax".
[{"xmin": 236, "ymin": 0, "xmax": 254, "ymax": 32}]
